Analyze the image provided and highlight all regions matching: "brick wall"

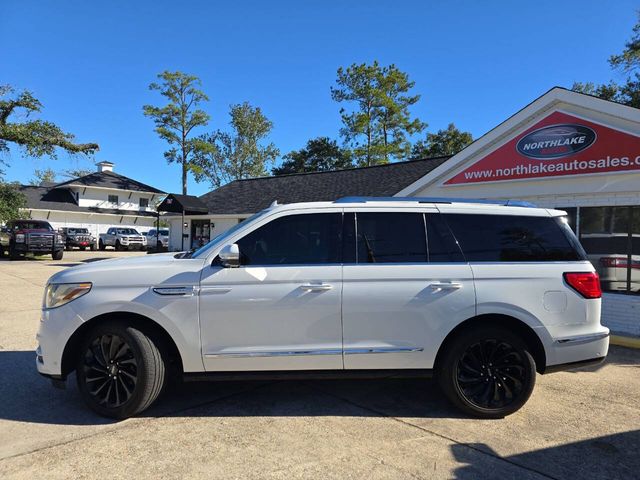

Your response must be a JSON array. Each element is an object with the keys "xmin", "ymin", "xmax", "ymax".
[{"xmin": 602, "ymin": 293, "xmax": 640, "ymax": 337}]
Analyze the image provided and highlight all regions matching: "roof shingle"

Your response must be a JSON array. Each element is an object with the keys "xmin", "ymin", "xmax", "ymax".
[{"xmin": 198, "ymin": 156, "xmax": 451, "ymax": 214}]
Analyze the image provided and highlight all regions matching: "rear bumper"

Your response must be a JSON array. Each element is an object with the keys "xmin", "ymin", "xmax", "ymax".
[
  {"xmin": 545, "ymin": 330, "xmax": 610, "ymax": 372},
  {"xmin": 543, "ymin": 356, "xmax": 606, "ymax": 373}
]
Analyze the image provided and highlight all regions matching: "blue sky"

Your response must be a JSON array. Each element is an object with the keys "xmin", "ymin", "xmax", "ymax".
[{"xmin": 1, "ymin": 0, "xmax": 637, "ymax": 196}]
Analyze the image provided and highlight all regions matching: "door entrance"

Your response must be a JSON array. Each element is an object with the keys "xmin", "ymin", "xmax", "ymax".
[{"xmin": 191, "ymin": 220, "xmax": 210, "ymax": 249}]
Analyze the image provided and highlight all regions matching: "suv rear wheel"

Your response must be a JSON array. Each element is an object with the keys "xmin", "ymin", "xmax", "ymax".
[
  {"xmin": 436, "ymin": 326, "xmax": 536, "ymax": 418},
  {"xmin": 76, "ymin": 322, "xmax": 166, "ymax": 419}
]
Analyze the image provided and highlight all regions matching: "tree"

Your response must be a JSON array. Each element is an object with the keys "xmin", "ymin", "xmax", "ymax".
[
  {"xmin": 62, "ymin": 168, "xmax": 93, "ymax": 179},
  {"xmin": 572, "ymin": 16, "xmax": 640, "ymax": 108},
  {"xmin": 272, "ymin": 137, "xmax": 352, "ymax": 175},
  {"xmin": 410, "ymin": 124, "xmax": 473, "ymax": 159},
  {"xmin": 193, "ymin": 102, "xmax": 280, "ymax": 188},
  {"xmin": 143, "ymin": 71, "xmax": 210, "ymax": 194},
  {"xmin": 0, "ymin": 181, "xmax": 26, "ymax": 223},
  {"xmin": 29, "ymin": 168, "xmax": 57, "ymax": 185},
  {"xmin": 0, "ymin": 85, "xmax": 98, "ymax": 159},
  {"xmin": 331, "ymin": 61, "xmax": 424, "ymax": 166}
]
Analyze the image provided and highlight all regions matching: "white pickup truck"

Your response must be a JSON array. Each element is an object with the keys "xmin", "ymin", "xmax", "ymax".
[{"xmin": 98, "ymin": 227, "xmax": 147, "ymax": 251}]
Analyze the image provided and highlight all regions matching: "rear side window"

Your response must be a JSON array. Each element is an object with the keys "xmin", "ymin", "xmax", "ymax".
[
  {"xmin": 354, "ymin": 212, "xmax": 427, "ymax": 263},
  {"xmin": 443, "ymin": 214, "xmax": 586, "ymax": 262},
  {"xmin": 426, "ymin": 214, "xmax": 465, "ymax": 262},
  {"xmin": 237, "ymin": 213, "xmax": 341, "ymax": 265}
]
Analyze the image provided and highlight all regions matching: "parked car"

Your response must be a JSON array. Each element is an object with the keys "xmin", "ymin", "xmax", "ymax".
[
  {"xmin": 98, "ymin": 227, "xmax": 147, "ymax": 251},
  {"xmin": 0, "ymin": 219, "xmax": 65, "ymax": 260},
  {"xmin": 37, "ymin": 198, "xmax": 608, "ymax": 419},
  {"xmin": 60, "ymin": 227, "xmax": 96, "ymax": 251},
  {"xmin": 145, "ymin": 228, "xmax": 169, "ymax": 251}
]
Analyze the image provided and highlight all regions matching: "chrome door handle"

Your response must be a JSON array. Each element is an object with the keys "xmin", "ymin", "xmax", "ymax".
[
  {"xmin": 300, "ymin": 283, "xmax": 333, "ymax": 292},
  {"xmin": 429, "ymin": 282, "xmax": 462, "ymax": 292}
]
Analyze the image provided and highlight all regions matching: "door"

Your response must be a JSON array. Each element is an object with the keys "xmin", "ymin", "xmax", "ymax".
[
  {"xmin": 199, "ymin": 210, "xmax": 344, "ymax": 371},
  {"xmin": 191, "ymin": 220, "xmax": 211, "ymax": 249},
  {"xmin": 342, "ymin": 210, "xmax": 476, "ymax": 370}
]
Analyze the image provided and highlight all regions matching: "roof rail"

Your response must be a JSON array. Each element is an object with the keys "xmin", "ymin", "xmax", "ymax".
[{"xmin": 333, "ymin": 196, "xmax": 537, "ymax": 208}]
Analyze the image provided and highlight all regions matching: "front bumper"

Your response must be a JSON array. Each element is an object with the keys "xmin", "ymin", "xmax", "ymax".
[{"xmin": 36, "ymin": 305, "xmax": 84, "ymax": 378}]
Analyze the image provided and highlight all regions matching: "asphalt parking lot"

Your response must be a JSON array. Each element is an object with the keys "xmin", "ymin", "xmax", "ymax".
[{"xmin": 0, "ymin": 251, "xmax": 639, "ymax": 479}]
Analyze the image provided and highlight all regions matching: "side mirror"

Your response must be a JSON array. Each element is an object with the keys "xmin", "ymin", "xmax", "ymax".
[{"xmin": 218, "ymin": 243, "xmax": 240, "ymax": 268}]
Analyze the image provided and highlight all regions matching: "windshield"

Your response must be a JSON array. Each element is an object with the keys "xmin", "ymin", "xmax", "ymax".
[
  {"xmin": 14, "ymin": 222, "xmax": 53, "ymax": 231},
  {"xmin": 69, "ymin": 228, "xmax": 88, "ymax": 234},
  {"xmin": 159, "ymin": 229, "xmax": 169, "ymax": 236},
  {"xmin": 117, "ymin": 228, "xmax": 139, "ymax": 235},
  {"xmin": 190, "ymin": 210, "xmax": 269, "ymax": 258}
]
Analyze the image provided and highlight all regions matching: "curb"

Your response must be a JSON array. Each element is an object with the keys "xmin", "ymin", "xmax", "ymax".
[{"xmin": 610, "ymin": 335, "xmax": 640, "ymax": 349}]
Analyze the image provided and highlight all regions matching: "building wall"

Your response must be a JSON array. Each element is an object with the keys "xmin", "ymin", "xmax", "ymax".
[
  {"xmin": 167, "ymin": 216, "xmax": 244, "ymax": 251},
  {"xmin": 70, "ymin": 186, "xmax": 157, "ymax": 213}
]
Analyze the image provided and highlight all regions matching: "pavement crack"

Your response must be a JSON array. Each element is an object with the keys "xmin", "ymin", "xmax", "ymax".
[
  {"xmin": 306, "ymin": 383, "xmax": 559, "ymax": 480},
  {"xmin": 0, "ymin": 381, "xmax": 276, "ymax": 463}
]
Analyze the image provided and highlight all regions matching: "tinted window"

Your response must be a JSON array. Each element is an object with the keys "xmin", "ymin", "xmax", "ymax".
[
  {"xmin": 355, "ymin": 213, "xmax": 427, "ymax": 263},
  {"xmin": 425, "ymin": 214, "xmax": 465, "ymax": 262},
  {"xmin": 236, "ymin": 213, "xmax": 341, "ymax": 265},
  {"xmin": 443, "ymin": 214, "xmax": 584, "ymax": 262}
]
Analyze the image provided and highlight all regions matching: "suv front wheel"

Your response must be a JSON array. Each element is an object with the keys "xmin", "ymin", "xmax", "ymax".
[
  {"xmin": 76, "ymin": 322, "xmax": 166, "ymax": 419},
  {"xmin": 436, "ymin": 326, "xmax": 536, "ymax": 418}
]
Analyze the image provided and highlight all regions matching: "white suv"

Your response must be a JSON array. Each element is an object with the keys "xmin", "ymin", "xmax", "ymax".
[{"xmin": 37, "ymin": 197, "xmax": 609, "ymax": 419}]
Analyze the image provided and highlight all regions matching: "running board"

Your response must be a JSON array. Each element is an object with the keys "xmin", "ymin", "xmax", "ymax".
[{"xmin": 182, "ymin": 369, "xmax": 433, "ymax": 382}]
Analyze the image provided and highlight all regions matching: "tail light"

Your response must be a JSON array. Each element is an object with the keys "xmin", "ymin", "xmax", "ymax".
[{"xmin": 563, "ymin": 272, "xmax": 602, "ymax": 299}]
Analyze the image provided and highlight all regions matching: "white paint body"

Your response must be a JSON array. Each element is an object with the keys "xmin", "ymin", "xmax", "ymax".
[{"xmin": 37, "ymin": 200, "xmax": 609, "ymax": 378}]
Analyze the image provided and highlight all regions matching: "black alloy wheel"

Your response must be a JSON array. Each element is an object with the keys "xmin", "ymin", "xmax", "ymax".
[
  {"xmin": 455, "ymin": 339, "xmax": 526, "ymax": 410},
  {"xmin": 76, "ymin": 322, "xmax": 166, "ymax": 419},
  {"xmin": 436, "ymin": 326, "xmax": 536, "ymax": 418},
  {"xmin": 81, "ymin": 334, "xmax": 138, "ymax": 409}
]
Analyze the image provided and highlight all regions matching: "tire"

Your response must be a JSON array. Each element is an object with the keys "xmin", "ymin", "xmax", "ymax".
[
  {"xmin": 9, "ymin": 245, "xmax": 21, "ymax": 261},
  {"xmin": 65, "ymin": 245, "xmax": 72, "ymax": 251},
  {"xmin": 76, "ymin": 321, "xmax": 166, "ymax": 419},
  {"xmin": 436, "ymin": 325, "xmax": 536, "ymax": 419},
  {"xmin": 52, "ymin": 249, "xmax": 64, "ymax": 260},
  {"xmin": 90, "ymin": 243, "xmax": 96, "ymax": 251},
  {"xmin": 99, "ymin": 239, "xmax": 106, "ymax": 251},
  {"xmin": 80, "ymin": 246, "xmax": 86, "ymax": 251},
  {"xmin": 115, "ymin": 240, "xmax": 122, "ymax": 251}
]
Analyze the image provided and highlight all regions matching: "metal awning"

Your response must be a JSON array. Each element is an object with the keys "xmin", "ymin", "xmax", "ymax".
[{"xmin": 157, "ymin": 194, "xmax": 209, "ymax": 215}]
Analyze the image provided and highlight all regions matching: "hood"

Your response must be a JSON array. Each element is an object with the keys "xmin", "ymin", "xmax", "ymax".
[{"xmin": 48, "ymin": 252, "xmax": 206, "ymax": 287}]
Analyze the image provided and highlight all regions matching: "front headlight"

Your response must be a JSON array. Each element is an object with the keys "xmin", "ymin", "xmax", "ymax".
[
  {"xmin": 44, "ymin": 283, "xmax": 92, "ymax": 309},
  {"xmin": 55, "ymin": 235, "xmax": 63, "ymax": 244},
  {"xmin": 15, "ymin": 233, "xmax": 25, "ymax": 243}
]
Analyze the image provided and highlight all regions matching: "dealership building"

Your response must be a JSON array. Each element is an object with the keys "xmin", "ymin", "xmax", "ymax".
[{"xmin": 165, "ymin": 87, "xmax": 639, "ymax": 336}]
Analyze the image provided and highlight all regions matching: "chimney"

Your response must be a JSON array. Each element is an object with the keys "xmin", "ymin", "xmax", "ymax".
[{"xmin": 96, "ymin": 161, "xmax": 114, "ymax": 173}]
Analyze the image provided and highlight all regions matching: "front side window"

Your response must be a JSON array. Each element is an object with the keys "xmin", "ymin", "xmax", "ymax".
[
  {"xmin": 236, "ymin": 213, "xmax": 341, "ymax": 265},
  {"xmin": 354, "ymin": 212, "xmax": 427, "ymax": 263},
  {"xmin": 443, "ymin": 214, "xmax": 585, "ymax": 262}
]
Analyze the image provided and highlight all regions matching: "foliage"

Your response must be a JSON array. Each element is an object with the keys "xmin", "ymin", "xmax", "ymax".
[
  {"xmin": 272, "ymin": 137, "xmax": 352, "ymax": 175},
  {"xmin": 29, "ymin": 168, "xmax": 57, "ymax": 185},
  {"xmin": 63, "ymin": 168, "xmax": 93, "ymax": 179},
  {"xmin": 193, "ymin": 102, "xmax": 280, "ymax": 188},
  {"xmin": 0, "ymin": 181, "xmax": 27, "ymax": 223},
  {"xmin": 331, "ymin": 61, "xmax": 424, "ymax": 166},
  {"xmin": 410, "ymin": 124, "xmax": 473, "ymax": 159},
  {"xmin": 572, "ymin": 16, "xmax": 640, "ymax": 108},
  {"xmin": 0, "ymin": 85, "xmax": 98, "ymax": 159},
  {"xmin": 143, "ymin": 71, "xmax": 210, "ymax": 194}
]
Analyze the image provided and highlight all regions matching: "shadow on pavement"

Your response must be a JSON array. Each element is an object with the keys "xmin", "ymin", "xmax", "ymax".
[
  {"xmin": 0, "ymin": 346, "xmax": 636, "ymax": 427},
  {"xmin": 451, "ymin": 430, "xmax": 640, "ymax": 480},
  {"xmin": 0, "ymin": 349, "xmax": 464, "ymax": 426}
]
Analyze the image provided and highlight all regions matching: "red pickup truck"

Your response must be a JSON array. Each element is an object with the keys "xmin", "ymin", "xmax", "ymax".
[{"xmin": 0, "ymin": 220, "xmax": 65, "ymax": 260}]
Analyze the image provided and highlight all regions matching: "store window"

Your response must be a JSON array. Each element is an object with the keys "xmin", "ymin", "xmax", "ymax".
[{"xmin": 578, "ymin": 206, "xmax": 640, "ymax": 295}]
